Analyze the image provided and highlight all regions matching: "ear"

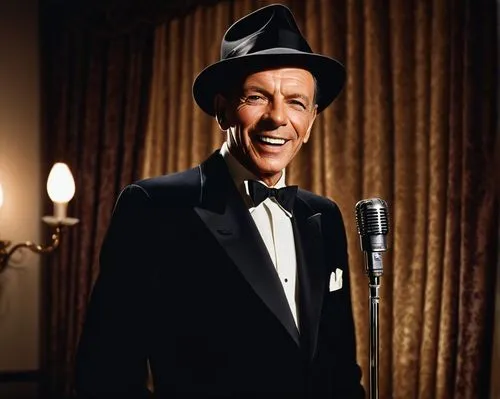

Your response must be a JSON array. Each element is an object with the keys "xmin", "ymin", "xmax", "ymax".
[
  {"xmin": 214, "ymin": 94, "xmax": 230, "ymax": 131},
  {"xmin": 302, "ymin": 105, "xmax": 318, "ymax": 144}
]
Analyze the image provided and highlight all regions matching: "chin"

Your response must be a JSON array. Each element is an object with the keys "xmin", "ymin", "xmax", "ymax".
[
  {"xmin": 253, "ymin": 165, "xmax": 285, "ymax": 179},
  {"xmin": 247, "ymin": 154, "xmax": 289, "ymax": 177}
]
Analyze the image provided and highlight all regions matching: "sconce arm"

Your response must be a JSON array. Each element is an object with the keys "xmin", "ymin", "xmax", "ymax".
[{"xmin": 0, "ymin": 227, "xmax": 61, "ymax": 274}]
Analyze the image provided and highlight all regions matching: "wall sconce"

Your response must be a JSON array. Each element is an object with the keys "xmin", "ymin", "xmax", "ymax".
[{"xmin": 0, "ymin": 162, "xmax": 79, "ymax": 273}]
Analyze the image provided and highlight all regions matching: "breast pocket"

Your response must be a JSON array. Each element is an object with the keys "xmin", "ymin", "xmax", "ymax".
[{"xmin": 328, "ymin": 267, "xmax": 343, "ymax": 292}]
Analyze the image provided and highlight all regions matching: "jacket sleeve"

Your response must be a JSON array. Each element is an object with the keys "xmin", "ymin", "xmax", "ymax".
[
  {"xmin": 311, "ymin": 201, "xmax": 365, "ymax": 398},
  {"xmin": 75, "ymin": 184, "xmax": 154, "ymax": 398}
]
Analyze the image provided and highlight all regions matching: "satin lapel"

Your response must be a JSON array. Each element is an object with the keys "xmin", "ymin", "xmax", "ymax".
[
  {"xmin": 294, "ymin": 196, "xmax": 326, "ymax": 361},
  {"xmin": 193, "ymin": 154, "xmax": 300, "ymax": 346}
]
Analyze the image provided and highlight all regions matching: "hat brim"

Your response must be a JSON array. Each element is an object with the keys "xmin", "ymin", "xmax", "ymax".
[{"xmin": 192, "ymin": 49, "xmax": 346, "ymax": 116}]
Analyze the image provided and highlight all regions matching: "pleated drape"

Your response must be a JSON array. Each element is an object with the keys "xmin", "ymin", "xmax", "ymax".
[
  {"xmin": 142, "ymin": 0, "xmax": 498, "ymax": 397},
  {"xmin": 41, "ymin": 14, "xmax": 154, "ymax": 396}
]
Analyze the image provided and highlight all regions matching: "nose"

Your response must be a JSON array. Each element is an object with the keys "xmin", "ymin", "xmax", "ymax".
[{"xmin": 263, "ymin": 99, "xmax": 287, "ymax": 128}]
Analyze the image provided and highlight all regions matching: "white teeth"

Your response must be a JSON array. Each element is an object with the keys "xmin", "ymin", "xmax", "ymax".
[{"xmin": 259, "ymin": 136, "xmax": 286, "ymax": 145}]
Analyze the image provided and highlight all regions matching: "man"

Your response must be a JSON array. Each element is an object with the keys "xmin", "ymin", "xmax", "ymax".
[{"xmin": 75, "ymin": 4, "xmax": 364, "ymax": 398}]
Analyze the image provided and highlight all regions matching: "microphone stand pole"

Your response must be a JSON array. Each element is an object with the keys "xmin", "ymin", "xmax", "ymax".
[{"xmin": 365, "ymin": 252, "xmax": 383, "ymax": 399}]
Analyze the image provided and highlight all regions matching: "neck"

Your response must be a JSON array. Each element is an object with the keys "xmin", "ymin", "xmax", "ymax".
[
  {"xmin": 224, "ymin": 146, "xmax": 284, "ymax": 187},
  {"xmin": 259, "ymin": 173, "xmax": 282, "ymax": 187}
]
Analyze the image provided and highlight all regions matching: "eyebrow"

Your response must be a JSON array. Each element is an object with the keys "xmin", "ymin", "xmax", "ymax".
[
  {"xmin": 242, "ymin": 86, "xmax": 270, "ymax": 96},
  {"xmin": 243, "ymin": 85, "xmax": 312, "ymax": 104}
]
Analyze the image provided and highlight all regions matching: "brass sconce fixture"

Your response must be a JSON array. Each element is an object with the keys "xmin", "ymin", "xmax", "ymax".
[{"xmin": 0, "ymin": 163, "xmax": 79, "ymax": 273}]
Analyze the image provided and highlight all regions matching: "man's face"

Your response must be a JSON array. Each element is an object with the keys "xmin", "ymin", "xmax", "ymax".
[{"xmin": 220, "ymin": 67, "xmax": 317, "ymax": 186}]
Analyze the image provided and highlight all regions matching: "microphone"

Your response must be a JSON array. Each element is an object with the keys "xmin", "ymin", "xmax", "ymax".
[
  {"xmin": 355, "ymin": 198, "xmax": 389, "ymax": 399},
  {"xmin": 355, "ymin": 198, "xmax": 389, "ymax": 276}
]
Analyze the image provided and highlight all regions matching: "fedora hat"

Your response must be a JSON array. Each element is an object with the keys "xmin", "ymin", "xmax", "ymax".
[{"xmin": 192, "ymin": 3, "xmax": 346, "ymax": 116}]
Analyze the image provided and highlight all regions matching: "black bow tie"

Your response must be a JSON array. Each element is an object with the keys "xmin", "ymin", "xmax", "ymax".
[{"xmin": 247, "ymin": 180, "xmax": 298, "ymax": 213}]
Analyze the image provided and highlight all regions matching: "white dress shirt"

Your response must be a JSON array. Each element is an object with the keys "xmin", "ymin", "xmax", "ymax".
[{"xmin": 220, "ymin": 144, "xmax": 299, "ymax": 329}]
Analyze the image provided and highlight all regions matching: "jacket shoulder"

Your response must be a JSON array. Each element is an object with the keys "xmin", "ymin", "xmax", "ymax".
[{"xmin": 131, "ymin": 166, "xmax": 201, "ymax": 207}]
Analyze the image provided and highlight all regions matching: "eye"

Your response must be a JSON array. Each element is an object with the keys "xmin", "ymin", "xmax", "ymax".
[
  {"xmin": 289, "ymin": 99, "xmax": 306, "ymax": 110},
  {"xmin": 246, "ymin": 95, "xmax": 264, "ymax": 102}
]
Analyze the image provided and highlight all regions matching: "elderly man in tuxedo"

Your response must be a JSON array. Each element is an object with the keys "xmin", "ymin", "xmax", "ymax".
[{"xmin": 75, "ymin": 4, "xmax": 365, "ymax": 398}]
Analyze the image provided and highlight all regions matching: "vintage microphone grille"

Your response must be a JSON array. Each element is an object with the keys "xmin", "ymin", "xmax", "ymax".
[{"xmin": 355, "ymin": 199, "xmax": 389, "ymax": 236}]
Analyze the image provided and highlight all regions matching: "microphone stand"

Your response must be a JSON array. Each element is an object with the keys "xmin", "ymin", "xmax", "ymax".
[
  {"xmin": 364, "ymin": 252, "xmax": 383, "ymax": 399},
  {"xmin": 355, "ymin": 197, "xmax": 389, "ymax": 399}
]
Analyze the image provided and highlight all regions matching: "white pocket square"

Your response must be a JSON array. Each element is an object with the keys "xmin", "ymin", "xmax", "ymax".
[{"xmin": 329, "ymin": 268, "xmax": 343, "ymax": 292}]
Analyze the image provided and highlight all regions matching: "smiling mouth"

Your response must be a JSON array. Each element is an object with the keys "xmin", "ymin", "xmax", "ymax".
[{"xmin": 256, "ymin": 135, "xmax": 287, "ymax": 146}]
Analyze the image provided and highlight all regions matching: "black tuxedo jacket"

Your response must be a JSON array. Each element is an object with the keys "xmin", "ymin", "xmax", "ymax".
[{"xmin": 75, "ymin": 152, "xmax": 364, "ymax": 398}]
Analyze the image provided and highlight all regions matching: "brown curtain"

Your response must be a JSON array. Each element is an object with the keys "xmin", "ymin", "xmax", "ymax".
[
  {"xmin": 143, "ymin": 0, "xmax": 498, "ymax": 397},
  {"xmin": 40, "ymin": 6, "xmax": 154, "ymax": 396}
]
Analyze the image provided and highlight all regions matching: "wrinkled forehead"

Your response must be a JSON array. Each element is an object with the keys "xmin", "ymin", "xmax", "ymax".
[{"xmin": 220, "ymin": 64, "xmax": 317, "ymax": 99}]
